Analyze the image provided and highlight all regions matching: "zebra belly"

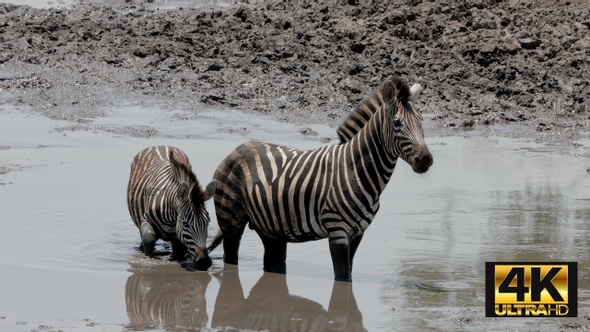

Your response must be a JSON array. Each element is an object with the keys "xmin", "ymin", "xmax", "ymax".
[{"xmin": 248, "ymin": 215, "xmax": 328, "ymax": 243}]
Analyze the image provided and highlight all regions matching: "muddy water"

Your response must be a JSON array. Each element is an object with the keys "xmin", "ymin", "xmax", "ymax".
[{"xmin": 0, "ymin": 100, "xmax": 590, "ymax": 332}]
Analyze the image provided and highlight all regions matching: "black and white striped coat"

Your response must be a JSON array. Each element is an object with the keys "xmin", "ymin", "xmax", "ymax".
[
  {"xmin": 127, "ymin": 145, "xmax": 214, "ymax": 271},
  {"xmin": 211, "ymin": 77, "xmax": 432, "ymax": 281}
]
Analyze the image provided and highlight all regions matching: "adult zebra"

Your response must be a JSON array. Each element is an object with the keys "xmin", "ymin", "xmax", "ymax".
[
  {"xmin": 127, "ymin": 146, "xmax": 215, "ymax": 271},
  {"xmin": 211, "ymin": 77, "xmax": 432, "ymax": 281}
]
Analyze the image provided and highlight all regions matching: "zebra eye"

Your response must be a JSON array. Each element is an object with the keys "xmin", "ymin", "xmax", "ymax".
[{"xmin": 393, "ymin": 119, "xmax": 402, "ymax": 127}]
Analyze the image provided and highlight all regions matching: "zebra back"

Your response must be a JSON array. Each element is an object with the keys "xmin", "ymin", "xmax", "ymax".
[{"xmin": 336, "ymin": 78, "xmax": 422, "ymax": 143}]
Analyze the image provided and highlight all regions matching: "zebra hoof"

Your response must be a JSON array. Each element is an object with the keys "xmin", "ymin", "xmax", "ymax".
[{"xmin": 263, "ymin": 261, "xmax": 286, "ymax": 274}]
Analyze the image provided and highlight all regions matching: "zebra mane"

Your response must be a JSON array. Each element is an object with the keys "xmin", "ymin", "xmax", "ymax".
[
  {"xmin": 169, "ymin": 150, "xmax": 206, "ymax": 203},
  {"xmin": 336, "ymin": 76, "xmax": 421, "ymax": 143}
]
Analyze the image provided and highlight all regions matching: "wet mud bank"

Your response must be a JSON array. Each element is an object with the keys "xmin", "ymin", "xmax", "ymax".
[{"xmin": 0, "ymin": 2, "xmax": 589, "ymax": 141}]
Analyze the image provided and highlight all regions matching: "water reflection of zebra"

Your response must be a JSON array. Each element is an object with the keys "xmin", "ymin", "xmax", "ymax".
[
  {"xmin": 210, "ymin": 77, "xmax": 432, "ymax": 281},
  {"xmin": 212, "ymin": 269, "xmax": 366, "ymax": 332},
  {"xmin": 127, "ymin": 145, "xmax": 214, "ymax": 270},
  {"xmin": 125, "ymin": 264, "xmax": 211, "ymax": 330}
]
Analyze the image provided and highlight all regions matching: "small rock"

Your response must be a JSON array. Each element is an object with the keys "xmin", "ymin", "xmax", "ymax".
[
  {"xmin": 461, "ymin": 119, "xmax": 474, "ymax": 127},
  {"xmin": 500, "ymin": 17, "xmax": 511, "ymax": 27},
  {"xmin": 300, "ymin": 127, "xmax": 318, "ymax": 136},
  {"xmin": 206, "ymin": 63, "xmax": 223, "ymax": 72},
  {"xmin": 349, "ymin": 64, "xmax": 363, "ymax": 75},
  {"xmin": 518, "ymin": 38, "xmax": 541, "ymax": 50},
  {"xmin": 351, "ymin": 43, "xmax": 366, "ymax": 54}
]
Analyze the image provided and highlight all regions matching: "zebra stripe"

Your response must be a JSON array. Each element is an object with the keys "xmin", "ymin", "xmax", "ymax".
[
  {"xmin": 127, "ymin": 145, "xmax": 214, "ymax": 271},
  {"xmin": 211, "ymin": 77, "xmax": 432, "ymax": 281}
]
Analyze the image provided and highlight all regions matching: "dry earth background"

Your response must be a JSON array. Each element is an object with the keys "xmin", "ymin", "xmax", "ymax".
[{"xmin": 0, "ymin": 1, "xmax": 589, "ymax": 142}]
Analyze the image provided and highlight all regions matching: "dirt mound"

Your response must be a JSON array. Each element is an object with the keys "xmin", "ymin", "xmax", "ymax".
[{"xmin": 0, "ymin": 2, "xmax": 588, "ymax": 140}]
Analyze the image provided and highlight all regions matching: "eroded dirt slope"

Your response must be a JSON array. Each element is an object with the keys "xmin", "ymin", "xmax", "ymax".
[{"xmin": 0, "ymin": 2, "xmax": 588, "ymax": 140}]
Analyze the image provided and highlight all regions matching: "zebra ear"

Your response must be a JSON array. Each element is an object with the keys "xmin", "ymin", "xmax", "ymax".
[
  {"xmin": 382, "ymin": 78, "xmax": 410, "ymax": 116},
  {"xmin": 381, "ymin": 80, "xmax": 397, "ymax": 107},
  {"xmin": 410, "ymin": 83, "xmax": 422, "ymax": 101},
  {"xmin": 178, "ymin": 183, "xmax": 190, "ymax": 201}
]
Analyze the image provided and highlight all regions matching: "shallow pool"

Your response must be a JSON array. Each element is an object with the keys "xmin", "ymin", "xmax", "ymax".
[{"xmin": 0, "ymin": 101, "xmax": 589, "ymax": 331}]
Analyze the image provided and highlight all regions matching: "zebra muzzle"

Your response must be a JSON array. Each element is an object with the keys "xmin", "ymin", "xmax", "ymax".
[
  {"xmin": 411, "ymin": 149, "xmax": 433, "ymax": 174},
  {"xmin": 192, "ymin": 246, "xmax": 212, "ymax": 271}
]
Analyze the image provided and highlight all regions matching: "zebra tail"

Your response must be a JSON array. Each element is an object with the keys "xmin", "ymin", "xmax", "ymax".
[
  {"xmin": 203, "ymin": 181, "xmax": 216, "ymax": 201},
  {"xmin": 207, "ymin": 230, "xmax": 223, "ymax": 253}
]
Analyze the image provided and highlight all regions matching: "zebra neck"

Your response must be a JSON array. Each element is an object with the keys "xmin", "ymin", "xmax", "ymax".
[{"xmin": 343, "ymin": 112, "xmax": 397, "ymax": 197}]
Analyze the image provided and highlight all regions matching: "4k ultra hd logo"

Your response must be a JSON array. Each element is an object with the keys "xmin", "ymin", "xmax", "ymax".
[{"xmin": 486, "ymin": 262, "xmax": 577, "ymax": 317}]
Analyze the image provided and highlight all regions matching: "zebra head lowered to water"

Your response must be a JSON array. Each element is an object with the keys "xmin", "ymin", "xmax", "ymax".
[
  {"xmin": 210, "ymin": 77, "xmax": 432, "ymax": 281},
  {"xmin": 127, "ymin": 146, "xmax": 215, "ymax": 271}
]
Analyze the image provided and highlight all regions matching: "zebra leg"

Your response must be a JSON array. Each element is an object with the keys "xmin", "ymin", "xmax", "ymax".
[
  {"xmin": 223, "ymin": 236, "xmax": 240, "ymax": 266},
  {"xmin": 329, "ymin": 239, "xmax": 352, "ymax": 282},
  {"xmin": 349, "ymin": 234, "xmax": 364, "ymax": 270},
  {"xmin": 140, "ymin": 222, "xmax": 157, "ymax": 257},
  {"xmin": 215, "ymin": 193, "xmax": 248, "ymax": 266},
  {"xmin": 171, "ymin": 238, "xmax": 188, "ymax": 261},
  {"xmin": 255, "ymin": 230, "xmax": 287, "ymax": 274},
  {"xmin": 222, "ymin": 224, "xmax": 247, "ymax": 266}
]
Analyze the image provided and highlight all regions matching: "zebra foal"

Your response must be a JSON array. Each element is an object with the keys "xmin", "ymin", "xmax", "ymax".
[
  {"xmin": 127, "ymin": 146, "xmax": 215, "ymax": 271},
  {"xmin": 211, "ymin": 77, "xmax": 432, "ymax": 281}
]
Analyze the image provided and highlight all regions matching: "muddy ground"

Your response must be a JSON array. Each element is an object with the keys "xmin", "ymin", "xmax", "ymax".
[{"xmin": 0, "ymin": 2, "xmax": 589, "ymax": 141}]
